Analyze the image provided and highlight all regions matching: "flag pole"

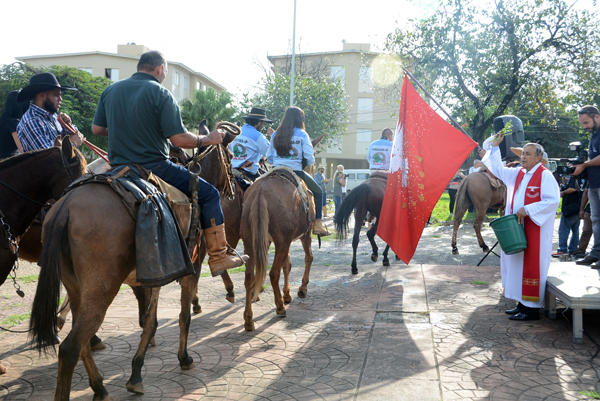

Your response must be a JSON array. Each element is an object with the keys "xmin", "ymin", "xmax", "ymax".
[{"xmin": 403, "ymin": 68, "xmax": 481, "ymax": 150}]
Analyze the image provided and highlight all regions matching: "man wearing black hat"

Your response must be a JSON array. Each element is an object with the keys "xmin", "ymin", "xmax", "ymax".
[
  {"xmin": 16, "ymin": 72, "xmax": 85, "ymax": 152},
  {"xmin": 229, "ymin": 107, "xmax": 273, "ymax": 181},
  {"xmin": 92, "ymin": 50, "xmax": 248, "ymax": 277}
]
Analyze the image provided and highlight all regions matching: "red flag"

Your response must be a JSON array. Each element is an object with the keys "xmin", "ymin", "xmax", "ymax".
[{"xmin": 377, "ymin": 75, "xmax": 477, "ymax": 263}]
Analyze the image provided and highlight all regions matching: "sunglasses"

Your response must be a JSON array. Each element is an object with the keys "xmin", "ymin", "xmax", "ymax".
[{"xmin": 578, "ymin": 109, "xmax": 599, "ymax": 116}]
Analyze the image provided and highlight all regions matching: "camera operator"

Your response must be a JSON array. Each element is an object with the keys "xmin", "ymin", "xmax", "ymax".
[
  {"xmin": 573, "ymin": 106, "xmax": 600, "ymax": 267},
  {"xmin": 333, "ymin": 164, "xmax": 347, "ymax": 216},
  {"xmin": 552, "ymin": 175, "xmax": 581, "ymax": 257}
]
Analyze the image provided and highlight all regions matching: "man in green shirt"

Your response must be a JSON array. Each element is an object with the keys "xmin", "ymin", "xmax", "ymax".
[{"xmin": 92, "ymin": 50, "xmax": 247, "ymax": 276}]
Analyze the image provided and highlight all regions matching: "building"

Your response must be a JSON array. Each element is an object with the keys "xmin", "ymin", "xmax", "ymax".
[
  {"xmin": 268, "ymin": 42, "xmax": 399, "ymax": 184},
  {"xmin": 15, "ymin": 44, "xmax": 226, "ymax": 103}
]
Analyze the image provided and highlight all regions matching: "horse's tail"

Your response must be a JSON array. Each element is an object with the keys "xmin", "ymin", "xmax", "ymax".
[
  {"xmin": 29, "ymin": 197, "xmax": 71, "ymax": 354},
  {"xmin": 250, "ymin": 187, "xmax": 270, "ymax": 302},
  {"xmin": 454, "ymin": 177, "xmax": 471, "ymax": 216},
  {"xmin": 335, "ymin": 183, "xmax": 370, "ymax": 239}
]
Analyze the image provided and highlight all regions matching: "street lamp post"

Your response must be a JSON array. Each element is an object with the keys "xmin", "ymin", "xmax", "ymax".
[{"xmin": 290, "ymin": 0, "xmax": 297, "ymax": 107}]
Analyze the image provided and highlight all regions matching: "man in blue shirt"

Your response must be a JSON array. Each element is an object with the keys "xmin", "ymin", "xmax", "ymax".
[
  {"xmin": 367, "ymin": 128, "xmax": 393, "ymax": 172},
  {"xmin": 17, "ymin": 72, "xmax": 85, "ymax": 152},
  {"xmin": 230, "ymin": 107, "xmax": 272, "ymax": 181},
  {"xmin": 574, "ymin": 106, "xmax": 600, "ymax": 267}
]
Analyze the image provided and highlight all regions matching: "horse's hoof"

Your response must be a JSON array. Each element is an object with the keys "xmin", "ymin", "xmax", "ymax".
[
  {"xmin": 452, "ymin": 249, "xmax": 459, "ymax": 255},
  {"xmin": 92, "ymin": 393, "xmax": 110, "ymax": 401},
  {"xmin": 244, "ymin": 321, "xmax": 255, "ymax": 332},
  {"xmin": 371, "ymin": 254, "xmax": 378, "ymax": 262},
  {"xmin": 276, "ymin": 307, "xmax": 287, "ymax": 317},
  {"xmin": 0, "ymin": 362, "xmax": 7, "ymax": 375},
  {"xmin": 284, "ymin": 295, "xmax": 292, "ymax": 304},
  {"xmin": 192, "ymin": 304, "xmax": 202, "ymax": 314},
  {"xmin": 297, "ymin": 289, "xmax": 307, "ymax": 299},
  {"xmin": 482, "ymin": 246, "xmax": 490, "ymax": 253},
  {"xmin": 180, "ymin": 356, "xmax": 194, "ymax": 370},
  {"xmin": 149, "ymin": 337, "xmax": 156, "ymax": 347},
  {"xmin": 383, "ymin": 259, "xmax": 390, "ymax": 267},
  {"xmin": 226, "ymin": 293, "xmax": 235, "ymax": 304},
  {"xmin": 126, "ymin": 380, "xmax": 144, "ymax": 394},
  {"xmin": 351, "ymin": 268, "xmax": 358, "ymax": 275},
  {"xmin": 57, "ymin": 317, "xmax": 66, "ymax": 331}
]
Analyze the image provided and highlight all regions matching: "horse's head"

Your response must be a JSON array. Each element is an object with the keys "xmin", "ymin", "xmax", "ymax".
[
  {"xmin": 169, "ymin": 144, "xmax": 192, "ymax": 165},
  {"xmin": 51, "ymin": 136, "xmax": 88, "ymax": 199}
]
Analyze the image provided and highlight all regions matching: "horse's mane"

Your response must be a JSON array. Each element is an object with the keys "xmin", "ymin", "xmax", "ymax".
[{"xmin": 0, "ymin": 146, "xmax": 88, "ymax": 175}]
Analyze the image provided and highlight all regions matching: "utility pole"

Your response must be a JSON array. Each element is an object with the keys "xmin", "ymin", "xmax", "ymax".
[{"xmin": 289, "ymin": 0, "xmax": 297, "ymax": 107}]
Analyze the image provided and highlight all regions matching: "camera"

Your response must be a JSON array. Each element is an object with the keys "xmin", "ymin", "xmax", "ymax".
[
  {"xmin": 557, "ymin": 142, "xmax": 588, "ymax": 177},
  {"xmin": 344, "ymin": 173, "xmax": 349, "ymax": 177}
]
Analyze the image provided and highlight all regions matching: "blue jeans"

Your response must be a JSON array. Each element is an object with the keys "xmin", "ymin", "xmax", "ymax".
[
  {"xmin": 142, "ymin": 159, "xmax": 223, "ymax": 229},
  {"xmin": 334, "ymin": 195, "xmax": 342, "ymax": 215},
  {"xmin": 588, "ymin": 188, "xmax": 600, "ymax": 258},
  {"xmin": 557, "ymin": 213, "xmax": 580, "ymax": 253}
]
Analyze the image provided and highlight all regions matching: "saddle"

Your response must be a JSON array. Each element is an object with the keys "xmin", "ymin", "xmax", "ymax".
[
  {"xmin": 257, "ymin": 166, "xmax": 316, "ymax": 222},
  {"xmin": 475, "ymin": 170, "xmax": 506, "ymax": 208},
  {"xmin": 65, "ymin": 165, "xmax": 195, "ymax": 287},
  {"xmin": 232, "ymin": 168, "xmax": 253, "ymax": 191}
]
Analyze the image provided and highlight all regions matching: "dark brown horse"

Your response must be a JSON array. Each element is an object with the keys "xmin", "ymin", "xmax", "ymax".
[
  {"xmin": 451, "ymin": 171, "xmax": 506, "ymax": 254},
  {"xmin": 0, "ymin": 137, "xmax": 87, "ymax": 375},
  {"xmin": 334, "ymin": 175, "xmax": 394, "ymax": 274},
  {"xmin": 28, "ymin": 127, "xmax": 238, "ymax": 400}
]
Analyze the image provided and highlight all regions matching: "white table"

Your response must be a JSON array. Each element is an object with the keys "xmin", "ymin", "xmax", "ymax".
[{"xmin": 545, "ymin": 262, "xmax": 600, "ymax": 344}]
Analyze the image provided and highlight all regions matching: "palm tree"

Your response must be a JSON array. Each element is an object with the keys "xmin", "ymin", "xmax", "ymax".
[{"xmin": 180, "ymin": 88, "xmax": 238, "ymax": 131}]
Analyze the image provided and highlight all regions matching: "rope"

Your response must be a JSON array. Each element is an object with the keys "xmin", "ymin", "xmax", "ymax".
[{"xmin": 57, "ymin": 115, "xmax": 110, "ymax": 163}]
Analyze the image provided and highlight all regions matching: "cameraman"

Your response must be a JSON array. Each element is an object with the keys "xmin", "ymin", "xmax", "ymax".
[
  {"xmin": 573, "ymin": 106, "xmax": 600, "ymax": 267},
  {"xmin": 552, "ymin": 175, "xmax": 581, "ymax": 257}
]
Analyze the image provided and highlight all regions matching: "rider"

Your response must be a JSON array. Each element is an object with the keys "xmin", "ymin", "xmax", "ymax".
[
  {"xmin": 266, "ymin": 106, "xmax": 330, "ymax": 236},
  {"xmin": 229, "ymin": 107, "xmax": 272, "ymax": 181},
  {"xmin": 367, "ymin": 128, "xmax": 393, "ymax": 174},
  {"xmin": 92, "ymin": 50, "xmax": 248, "ymax": 277},
  {"xmin": 16, "ymin": 72, "xmax": 85, "ymax": 152}
]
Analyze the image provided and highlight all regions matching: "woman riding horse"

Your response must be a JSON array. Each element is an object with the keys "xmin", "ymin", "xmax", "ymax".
[{"xmin": 266, "ymin": 106, "xmax": 330, "ymax": 236}]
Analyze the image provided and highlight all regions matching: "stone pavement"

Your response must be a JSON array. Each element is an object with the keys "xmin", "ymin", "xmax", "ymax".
[{"xmin": 1, "ymin": 222, "xmax": 600, "ymax": 400}]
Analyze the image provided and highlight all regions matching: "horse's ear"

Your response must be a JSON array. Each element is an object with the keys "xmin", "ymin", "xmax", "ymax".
[
  {"xmin": 311, "ymin": 133, "xmax": 326, "ymax": 148},
  {"xmin": 61, "ymin": 136, "xmax": 75, "ymax": 159},
  {"xmin": 53, "ymin": 136, "xmax": 62, "ymax": 147}
]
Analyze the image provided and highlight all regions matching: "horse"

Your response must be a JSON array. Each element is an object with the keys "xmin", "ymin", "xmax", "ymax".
[
  {"xmin": 28, "ymin": 125, "xmax": 239, "ymax": 400},
  {"xmin": 451, "ymin": 171, "xmax": 506, "ymax": 254},
  {"xmin": 0, "ymin": 137, "xmax": 87, "ymax": 375},
  {"xmin": 334, "ymin": 175, "xmax": 394, "ymax": 274}
]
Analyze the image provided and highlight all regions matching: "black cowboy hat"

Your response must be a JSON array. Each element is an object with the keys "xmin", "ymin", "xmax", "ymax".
[
  {"xmin": 242, "ymin": 107, "xmax": 273, "ymax": 124},
  {"xmin": 17, "ymin": 72, "xmax": 77, "ymax": 102}
]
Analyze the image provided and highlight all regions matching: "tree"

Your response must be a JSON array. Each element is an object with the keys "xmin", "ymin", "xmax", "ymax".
[
  {"xmin": 0, "ymin": 62, "xmax": 112, "ymax": 159},
  {"xmin": 384, "ymin": 0, "xmax": 600, "ymax": 144},
  {"xmin": 244, "ymin": 72, "xmax": 349, "ymax": 149},
  {"xmin": 179, "ymin": 88, "xmax": 238, "ymax": 132}
]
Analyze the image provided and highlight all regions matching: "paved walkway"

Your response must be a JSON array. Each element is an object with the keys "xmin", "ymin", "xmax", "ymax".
[{"xmin": 1, "ymin": 258, "xmax": 600, "ymax": 400}]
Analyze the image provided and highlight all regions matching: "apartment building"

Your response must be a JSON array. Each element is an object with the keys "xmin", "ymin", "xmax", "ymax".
[
  {"xmin": 16, "ymin": 44, "xmax": 226, "ymax": 103},
  {"xmin": 268, "ymin": 43, "xmax": 399, "ymax": 181}
]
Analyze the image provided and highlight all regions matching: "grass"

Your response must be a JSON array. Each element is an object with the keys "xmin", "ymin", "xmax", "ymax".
[
  {"xmin": 0, "ymin": 312, "xmax": 31, "ymax": 328},
  {"xmin": 429, "ymin": 192, "xmax": 500, "ymax": 225},
  {"xmin": 470, "ymin": 280, "xmax": 490, "ymax": 285},
  {"xmin": 19, "ymin": 274, "xmax": 39, "ymax": 284},
  {"xmin": 579, "ymin": 390, "xmax": 600, "ymax": 399}
]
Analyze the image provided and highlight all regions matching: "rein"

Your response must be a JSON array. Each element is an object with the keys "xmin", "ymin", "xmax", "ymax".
[{"xmin": 58, "ymin": 115, "xmax": 110, "ymax": 163}]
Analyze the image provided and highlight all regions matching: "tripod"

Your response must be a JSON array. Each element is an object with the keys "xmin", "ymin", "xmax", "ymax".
[{"xmin": 477, "ymin": 241, "xmax": 501, "ymax": 266}]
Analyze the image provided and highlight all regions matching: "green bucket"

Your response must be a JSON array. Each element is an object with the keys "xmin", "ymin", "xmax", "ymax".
[{"xmin": 489, "ymin": 214, "xmax": 527, "ymax": 255}]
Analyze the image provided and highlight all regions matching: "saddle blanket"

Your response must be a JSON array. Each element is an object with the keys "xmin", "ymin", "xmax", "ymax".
[{"xmin": 66, "ymin": 165, "xmax": 194, "ymax": 287}]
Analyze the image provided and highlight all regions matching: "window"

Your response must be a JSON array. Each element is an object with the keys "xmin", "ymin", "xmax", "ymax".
[
  {"xmin": 174, "ymin": 72, "xmax": 180, "ymax": 86},
  {"xmin": 105, "ymin": 68, "xmax": 119, "ymax": 82},
  {"xmin": 330, "ymin": 66, "xmax": 345, "ymax": 83},
  {"xmin": 79, "ymin": 67, "xmax": 93, "ymax": 74},
  {"xmin": 196, "ymin": 81, "xmax": 200, "ymax": 90},
  {"xmin": 357, "ymin": 173, "xmax": 370, "ymax": 180},
  {"xmin": 357, "ymin": 98, "xmax": 373, "ymax": 123},
  {"xmin": 184, "ymin": 76, "xmax": 189, "ymax": 90},
  {"xmin": 356, "ymin": 128, "xmax": 372, "ymax": 142},
  {"xmin": 359, "ymin": 65, "xmax": 373, "ymax": 93}
]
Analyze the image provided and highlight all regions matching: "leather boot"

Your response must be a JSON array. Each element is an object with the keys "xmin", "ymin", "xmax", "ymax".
[
  {"xmin": 322, "ymin": 205, "xmax": 328, "ymax": 217},
  {"xmin": 204, "ymin": 222, "xmax": 249, "ymax": 277},
  {"xmin": 313, "ymin": 219, "xmax": 331, "ymax": 236}
]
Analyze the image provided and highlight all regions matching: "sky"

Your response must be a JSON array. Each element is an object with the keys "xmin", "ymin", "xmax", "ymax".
[{"xmin": 0, "ymin": 0, "xmax": 440, "ymax": 95}]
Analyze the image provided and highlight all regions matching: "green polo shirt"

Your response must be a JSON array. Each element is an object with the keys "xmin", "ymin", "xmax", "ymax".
[{"xmin": 93, "ymin": 72, "xmax": 186, "ymax": 165}]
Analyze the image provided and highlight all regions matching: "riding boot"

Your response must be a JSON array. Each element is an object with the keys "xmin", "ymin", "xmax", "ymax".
[
  {"xmin": 313, "ymin": 219, "xmax": 331, "ymax": 236},
  {"xmin": 205, "ymin": 222, "xmax": 249, "ymax": 277},
  {"xmin": 322, "ymin": 205, "xmax": 328, "ymax": 217}
]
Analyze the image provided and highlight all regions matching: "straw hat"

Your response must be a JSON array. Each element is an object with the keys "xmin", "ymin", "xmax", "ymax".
[{"xmin": 510, "ymin": 147, "xmax": 548, "ymax": 166}]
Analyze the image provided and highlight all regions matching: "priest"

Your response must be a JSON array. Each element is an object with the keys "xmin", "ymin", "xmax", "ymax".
[{"xmin": 482, "ymin": 133, "xmax": 560, "ymax": 321}]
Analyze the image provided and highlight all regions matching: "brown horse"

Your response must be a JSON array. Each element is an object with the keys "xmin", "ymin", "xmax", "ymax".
[
  {"xmin": 334, "ymin": 176, "xmax": 394, "ymax": 274},
  {"xmin": 451, "ymin": 171, "xmax": 506, "ymax": 254},
  {"xmin": 241, "ymin": 167, "xmax": 315, "ymax": 331},
  {"xmin": 0, "ymin": 137, "xmax": 86, "ymax": 375},
  {"xmin": 28, "ymin": 127, "xmax": 239, "ymax": 400}
]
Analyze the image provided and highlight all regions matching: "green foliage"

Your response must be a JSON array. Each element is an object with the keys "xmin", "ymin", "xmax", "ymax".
[
  {"xmin": 385, "ymin": 0, "xmax": 600, "ymax": 144},
  {"xmin": 0, "ymin": 62, "xmax": 112, "ymax": 159},
  {"xmin": 579, "ymin": 390, "xmax": 600, "ymax": 400},
  {"xmin": 180, "ymin": 88, "xmax": 238, "ymax": 131},
  {"xmin": 243, "ymin": 73, "xmax": 349, "ymax": 149},
  {"xmin": 470, "ymin": 280, "xmax": 490, "ymax": 285}
]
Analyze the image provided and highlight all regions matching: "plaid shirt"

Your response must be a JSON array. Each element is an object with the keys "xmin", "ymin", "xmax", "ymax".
[{"xmin": 17, "ymin": 104, "xmax": 67, "ymax": 152}]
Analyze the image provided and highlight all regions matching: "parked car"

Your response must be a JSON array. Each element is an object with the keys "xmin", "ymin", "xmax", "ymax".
[{"xmin": 344, "ymin": 169, "xmax": 372, "ymax": 191}]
